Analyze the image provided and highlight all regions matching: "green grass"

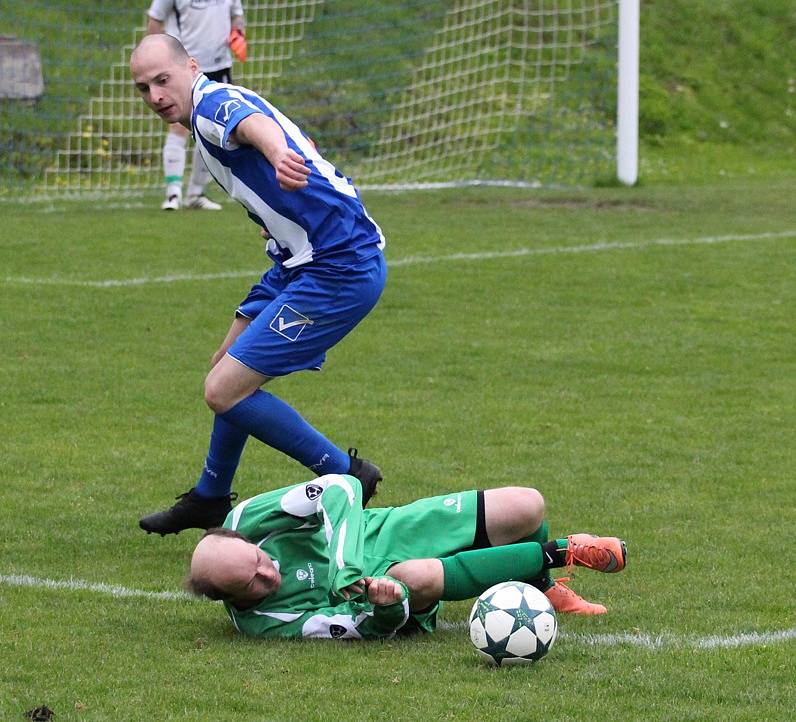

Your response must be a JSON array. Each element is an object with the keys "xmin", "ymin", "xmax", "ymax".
[
  {"xmin": 3, "ymin": 1, "xmax": 795, "ymax": 189},
  {"xmin": 1, "ymin": 177, "xmax": 795, "ymax": 720}
]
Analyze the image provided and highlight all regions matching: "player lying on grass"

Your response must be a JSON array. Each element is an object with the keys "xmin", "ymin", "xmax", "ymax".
[{"xmin": 187, "ymin": 476, "xmax": 627, "ymax": 638}]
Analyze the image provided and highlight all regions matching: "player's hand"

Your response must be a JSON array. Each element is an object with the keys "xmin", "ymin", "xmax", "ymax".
[
  {"xmin": 273, "ymin": 149, "xmax": 310, "ymax": 191},
  {"xmin": 260, "ymin": 227, "xmax": 272, "ymax": 241},
  {"xmin": 339, "ymin": 579, "xmax": 367, "ymax": 600},
  {"xmin": 365, "ymin": 577, "xmax": 405, "ymax": 606}
]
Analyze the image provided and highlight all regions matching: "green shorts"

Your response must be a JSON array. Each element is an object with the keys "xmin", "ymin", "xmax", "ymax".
[{"xmin": 362, "ymin": 490, "xmax": 481, "ymax": 634}]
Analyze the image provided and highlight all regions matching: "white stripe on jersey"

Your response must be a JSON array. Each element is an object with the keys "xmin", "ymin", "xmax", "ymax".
[
  {"xmin": 328, "ymin": 475, "xmax": 356, "ymax": 504},
  {"xmin": 251, "ymin": 610, "xmax": 303, "ymax": 622},
  {"xmin": 197, "ymin": 136, "xmax": 315, "ymax": 267},
  {"xmin": 336, "ymin": 520, "xmax": 348, "ymax": 571},
  {"xmin": 261, "ymin": 98, "xmax": 358, "ymax": 200},
  {"xmin": 229, "ymin": 495, "xmax": 255, "ymax": 530},
  {"xmin": 192, "ymin": 81, "xmax": 315, "ymax": 267}
]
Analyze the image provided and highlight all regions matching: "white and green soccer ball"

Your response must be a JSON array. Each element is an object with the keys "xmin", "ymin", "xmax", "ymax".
[{"xmin": 469, "ymin": 581, "xmax": 558, "ymax": 666}]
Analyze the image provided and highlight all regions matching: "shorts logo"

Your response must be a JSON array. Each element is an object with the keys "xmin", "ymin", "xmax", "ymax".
[
  {"xmin": 296, "ymin": 569, "xmax": 309, "ymax": 581},
  {"xmin": 305, "ymin": 483, "xmax": 323, "ymax": 500},
  {"xmin": 214, "ymin": 99, "xmax": 241, "ymax": 124},
  {"xmin": 444, "ymin": 494, "xmax": 462, "ymax": 512},
  {"xmin": 270, "ymin": 304, "xmax": 314, "ymax": 341}
]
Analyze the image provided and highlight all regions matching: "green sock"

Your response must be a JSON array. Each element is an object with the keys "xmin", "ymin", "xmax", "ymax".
[
  {"xmin": 440, "ymin": 542, "xmax": 544, "ymax": 601},
  {"xmin": 518, "ymin": 521, "xmax": 554, "ymax": 592}
]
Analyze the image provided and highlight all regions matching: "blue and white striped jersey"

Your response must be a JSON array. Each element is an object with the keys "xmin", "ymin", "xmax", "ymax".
[{"xmin": 190, "ymin": 73, "xmax": 385, "ymax": 268}]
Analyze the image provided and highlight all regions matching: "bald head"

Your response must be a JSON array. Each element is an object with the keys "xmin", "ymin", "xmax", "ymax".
[
  {"xmin": 131, "ymin": 33, "xmax": 189, "ymax": 65},
  {"xmin": 188, "ymin": 529, "xmax": 282, "ymax": 606},
  {"xmin": 130, "ymin": 34, "xmax": 198, "ymax": 126}
]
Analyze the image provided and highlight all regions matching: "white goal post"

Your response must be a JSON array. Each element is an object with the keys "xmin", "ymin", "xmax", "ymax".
[{"xmin": 616, "ymin": 0, "xmax": 639, "ymax": 185}]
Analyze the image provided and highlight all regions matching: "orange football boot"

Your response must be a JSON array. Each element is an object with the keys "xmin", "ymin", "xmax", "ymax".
[
  {"xmin": 545, "ymin": 577, "xmax": 607, "ymax": 615},
  {"xmin": 566, "ymin": 533, "xmax": 626, "ymax": 573}
]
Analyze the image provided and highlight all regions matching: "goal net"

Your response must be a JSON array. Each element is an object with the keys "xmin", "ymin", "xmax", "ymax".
[{"xmin": 0, "ymin": 0, "xmax": 619, "ymax": 198}]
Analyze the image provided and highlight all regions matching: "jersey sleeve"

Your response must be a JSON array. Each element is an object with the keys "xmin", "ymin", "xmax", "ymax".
[
  {"xmin": 226, "ymin": 475, "xmax": 365, "ymax": 596},
  {"xmin": 147, "ymin": 0, "xmax": 172, "ymax": 22},
  {"xmin": 226, "ymin": 578, "xmax": 410, "ymax": 639},
  {"xmin": 194, "ymin": 87, "xmax": 265, "ymax": 150}
]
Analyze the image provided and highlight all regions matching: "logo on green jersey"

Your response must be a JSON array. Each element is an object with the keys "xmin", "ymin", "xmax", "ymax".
[{"xmin": 296, "ymin": 563, "xmax": 316, "ymax": 587}]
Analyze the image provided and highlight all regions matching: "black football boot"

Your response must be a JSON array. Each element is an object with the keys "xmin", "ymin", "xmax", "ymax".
[
  {"xmin": 139, "ymin": 488, "xmax": 238, "ymax": 536},
  {"xmin": 346, "ymin": 448, "xmax": 383, "ymax": 507}
]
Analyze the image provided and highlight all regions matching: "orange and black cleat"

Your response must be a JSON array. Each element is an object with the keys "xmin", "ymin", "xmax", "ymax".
[
  {"xmin": 545, "ymin": 577, "xmax": 608, "ymax": 615},
  {"xmin": 565, "ymin": 533, "xmax": 626, "ymax": 573}
]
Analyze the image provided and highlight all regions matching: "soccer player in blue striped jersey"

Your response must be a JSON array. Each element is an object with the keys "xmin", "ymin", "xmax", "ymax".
[{"xmin": 130, "ymin": 34, "xmax": 387, "ymax": 535}]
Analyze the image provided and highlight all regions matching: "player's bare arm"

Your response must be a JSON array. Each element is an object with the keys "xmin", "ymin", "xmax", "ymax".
[
  {"xmin": 232, "ymin": 114, "xmax": 310, "ymax": 191},
  {"xmin": 146, "ymin": 17, "xmax": 165, "ymax": 35}
]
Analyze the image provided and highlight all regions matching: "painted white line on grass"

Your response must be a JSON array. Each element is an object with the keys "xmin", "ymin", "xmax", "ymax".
[
  {"xmin": 4, "ymin": 573, "xmax": 794, "ymax": 650},
  {"xmin": 4, "ymin": 230, "xmax": 794, "ymax": 289},
  {"xmin": 0, "ymin": 573, "xmax": 195, "ymax": 602},
  {"xmin": 436, "ymin": 621, "xmax": 796, "ymax": 651}
]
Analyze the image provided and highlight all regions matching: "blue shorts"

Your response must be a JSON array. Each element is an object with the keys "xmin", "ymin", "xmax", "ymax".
[{"xmin": 228, "ymin": 253, "xmax": 386, "ymax": 377}]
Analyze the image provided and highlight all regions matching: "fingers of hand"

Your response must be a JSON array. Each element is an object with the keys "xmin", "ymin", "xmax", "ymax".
[
  {"xmin": 275, "ymin": 151, "xmax": 310, "ymax": 190},
  {"xmin": 368, "ymin": 578, "xmax": 403, "ymax": 605}
]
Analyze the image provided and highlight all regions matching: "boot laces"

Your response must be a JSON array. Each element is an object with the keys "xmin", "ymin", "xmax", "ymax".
[{"xmin": 565, "ymin": 539, "xmax": 610, "ymax": 572}]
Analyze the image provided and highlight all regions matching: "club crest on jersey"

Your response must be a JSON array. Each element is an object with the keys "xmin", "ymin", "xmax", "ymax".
[
  {"xmin": 270, "ymin": 304, "xmax": 314, "ymax": 341},
  {"xmin": 329, "ymin": 624, "xmax": 348, "ymax": 638},
  {"xmin": 214, "ymin": 99, "xmax": 241, "ymax": 124},
  {"xmin": 305, "ymin": 483, "xmax": 323, "ymax": 500},
  {"xmin": 296, "ymin": 563, "xmax": 315, "ymax": 587}
]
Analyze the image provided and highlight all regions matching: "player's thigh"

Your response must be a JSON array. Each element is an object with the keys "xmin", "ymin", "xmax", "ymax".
[
  {"xmin": 204, "ymin": 353, "xmax": 270, "ymax": 412},
  {"xmin": 367, "ymin": 490, "xmax": 482, "ymax": 567},
  {"xmin": 228, "ymin": 256, "xmax": 386, "ymax": 378}
]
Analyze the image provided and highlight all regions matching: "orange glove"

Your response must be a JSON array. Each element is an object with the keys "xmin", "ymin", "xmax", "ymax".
[{"xmin": 229, "ymin": 27, "xmax": 247, "ymax": 62}]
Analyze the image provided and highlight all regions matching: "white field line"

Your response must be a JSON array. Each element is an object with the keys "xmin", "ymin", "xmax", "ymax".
[
  {"xmin": 4, "ymin": 230, "xmax": 794, "ymax": 289},
  {"xmin": 3, "ymin": 573, "xmax": 794, "ymax": 650},
  {"xmin": 0, "ymin": 573, "xmax": 195, "ymax": 602},
  {"xmin": 437, "ymin": 620, "xmax": 796, "ymax": 650}
]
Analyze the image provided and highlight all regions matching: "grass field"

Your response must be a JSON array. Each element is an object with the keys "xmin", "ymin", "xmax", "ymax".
[{"xmin": 1, "ymin": 177, "xmax": 795, "ymax": 721}]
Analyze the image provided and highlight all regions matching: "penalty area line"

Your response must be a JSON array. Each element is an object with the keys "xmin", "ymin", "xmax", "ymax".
[
  {"xmin": 3, "ymin": 573, "xmax": 795, "ymax": 650},
  {"xmin": 3, "ymin": 230, "xmax": 795, "ymax": 289}
]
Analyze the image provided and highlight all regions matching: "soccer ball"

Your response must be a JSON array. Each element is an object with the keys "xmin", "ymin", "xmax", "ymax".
[{"xmin": 468, "ymin": 581, "xmax": 558, "ymax": 666}]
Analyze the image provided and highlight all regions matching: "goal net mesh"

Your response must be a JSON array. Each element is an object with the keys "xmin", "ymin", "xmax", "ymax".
[{"xmin": 0, "ymin": 0, "xmax": 617, "ymax": 198}]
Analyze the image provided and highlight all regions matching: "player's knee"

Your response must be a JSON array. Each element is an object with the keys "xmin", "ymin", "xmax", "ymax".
[
  {"xmin": 526, "ymin": 487, "xmax": 546, "ymax": 527},
  {"xmin": 390, "ymin": 559, "xmax": 443, "ymax": 610},
  {"xmin": 204, "ymin": 376, "xmax": 233, "ymax": 414},
  {"xmin": 508, "ymin": 486, "xmax": 545, "ymax": 529}
]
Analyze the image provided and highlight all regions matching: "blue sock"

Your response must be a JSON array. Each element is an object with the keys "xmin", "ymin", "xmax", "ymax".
[
  {"xmin": 219, "ymin": 389, "xmax": 349, "ymax": 476},
  {"xmin": 195, "ymin": 415, "xmax": 248, "ymax": 498}
]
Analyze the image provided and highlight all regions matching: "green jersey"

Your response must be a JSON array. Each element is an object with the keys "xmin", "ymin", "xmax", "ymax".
[{"xmin": 222, "ymin": 474, "xmax": 410, "ymax": 640}]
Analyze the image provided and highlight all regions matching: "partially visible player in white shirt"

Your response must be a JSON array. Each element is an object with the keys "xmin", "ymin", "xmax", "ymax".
[{"xmin": 146, "ymin": 0, "xmax": 246, "ymax": 210}]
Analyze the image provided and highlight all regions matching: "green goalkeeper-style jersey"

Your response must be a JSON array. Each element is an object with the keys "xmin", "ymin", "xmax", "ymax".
[{"xmin": 222, "ymin": 474, "xmax": 411, "ymax": 640}]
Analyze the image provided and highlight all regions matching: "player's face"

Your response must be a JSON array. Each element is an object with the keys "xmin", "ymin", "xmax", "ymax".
[
  {"xmin": 226, "ymin": 542, "xmax": 282, "ymax": 605},
  {"xmin": 130, "ymin": 47, "xmax": 197, "ymax": 125}
]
